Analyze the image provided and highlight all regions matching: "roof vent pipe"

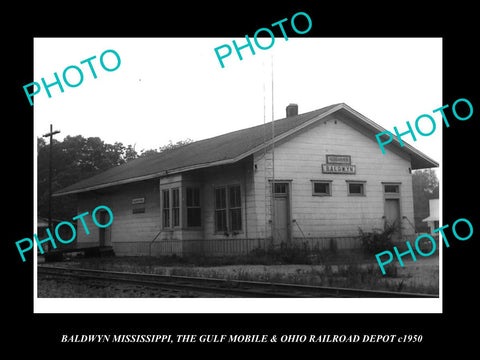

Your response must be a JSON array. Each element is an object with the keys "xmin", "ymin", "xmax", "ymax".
[{"xmin": 286, "ymin": 103, "xmax": 298, "ymax": 117}]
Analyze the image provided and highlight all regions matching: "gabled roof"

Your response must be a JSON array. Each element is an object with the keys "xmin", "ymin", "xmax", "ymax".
[{"xmin": 53, "ymin": 103, "xmax": 439, "ymax": 196}]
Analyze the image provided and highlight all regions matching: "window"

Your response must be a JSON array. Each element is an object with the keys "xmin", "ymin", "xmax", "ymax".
[
  {"xmin": 384, "ymin": 184, "xmax": 400, "ymax": 193},
  {"xmin": 312, "ymin": 180, "xmax": 332, "ymax": 196},
  {"xmin": 229, "ymin": 185, "xmax": 242, "ymax": 231},
  {"xmin": 186, "ymin": 187, "xmax": 201, "ymax": 227},
  {"xmin": 272, "ymin": 182, "xmax": 287, "ymax": 194},
  {"xmin": 382, "ymin": 183, "xmax": 401, "ymax": 199},
  {"xmin": 162, "ymin": 189, "xmax": 170, "ymax": 228},
  {"xmin": 215, "ymin": 187, "xmax": 227, "ymax": 232},
  {"xmin": 347, "ymin": 181, "xmax": 366, "ymax": 196},
  {"xmin": 172, "ymin": 188, "xmax": 180, "ymax": 227},
  {"xmin": 215, "ymin": 185, "xmax": 242, "ymax": 232}
]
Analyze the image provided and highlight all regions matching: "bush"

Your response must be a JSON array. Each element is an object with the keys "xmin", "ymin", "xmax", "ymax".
[
  {"xmin": 359, "ymin": 223, "xmax": 397, "ymax": 254},
  {"xmin": 381, "ymin": 262, "xmax": 398, "ymax": 278},
  {"xmin": 243, "ymin": 243, "xmax": 316, "ymax": 265}
]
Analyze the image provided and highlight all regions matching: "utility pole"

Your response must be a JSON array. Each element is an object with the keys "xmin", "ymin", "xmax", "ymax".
[
  {"xmin": 270, "ymin": 55, "xmax": 275, "ymax": 246},
  {"xmin": 43, "ymin": 124, "xmax": 60, "ymax": 251}
]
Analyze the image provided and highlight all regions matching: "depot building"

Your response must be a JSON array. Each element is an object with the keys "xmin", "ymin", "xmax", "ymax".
[{"xmin": 53, "ymin": 103, "xmax": 438, "ymax": 256}]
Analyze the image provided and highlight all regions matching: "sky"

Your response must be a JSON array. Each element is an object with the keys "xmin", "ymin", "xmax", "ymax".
[{"xmin": 34, "ymin": 37, "xmax": 442, "ymax": 166}]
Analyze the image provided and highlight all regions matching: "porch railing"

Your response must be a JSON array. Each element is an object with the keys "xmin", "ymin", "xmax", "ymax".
[{"xmin": 113, "ymin": 236, "xmax": 364, "ymax": 257}]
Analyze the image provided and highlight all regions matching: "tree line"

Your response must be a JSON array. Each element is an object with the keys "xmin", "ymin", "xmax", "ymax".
[
  {"xmin": 412, "ymin": 168, "xmax": 439, "ymax": 232},
  {"xmin": 38, "ymin": 135, "xmax": 192, "ymax": 221}
]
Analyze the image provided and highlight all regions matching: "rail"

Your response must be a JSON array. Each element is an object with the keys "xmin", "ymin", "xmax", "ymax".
[
  {"xmin": 148, "ymin": 229, "xmax": 163, "ymax": 257},
  {"xmin": 292, "ymin": 219, "xmax": 306, "ymax": 239},
  {"xmin": 402, "ymin": 216, "xmax": 416, "ymax": 232},
  {"xmin": 38, "ymin": 265, "xmax": 438, "ymax": 298}
]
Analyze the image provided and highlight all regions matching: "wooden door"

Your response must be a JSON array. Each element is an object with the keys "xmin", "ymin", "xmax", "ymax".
[
  {"xmin": 384, "ymin": 198, "xmax": 401, "ymax": 241},
  {"xmin": 272, "ymin": 182, "xmax": 290, "ymax": 245}
]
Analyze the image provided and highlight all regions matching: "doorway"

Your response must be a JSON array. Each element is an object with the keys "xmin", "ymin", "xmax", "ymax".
[
  {"xmin": 384, "ymin": 198, "xmax": 401, "ymax": 241},
  {"xmin": 272, "ymin": 182, "xmax": 290, "ymax": 245}
]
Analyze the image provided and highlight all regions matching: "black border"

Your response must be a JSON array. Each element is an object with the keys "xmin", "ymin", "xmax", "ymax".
[{"xmin": 7, "ymin": 2, "xmax": 479, "ymax": 353}]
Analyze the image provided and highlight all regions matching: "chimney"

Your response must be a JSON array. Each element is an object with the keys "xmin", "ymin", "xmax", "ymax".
[{"xmin": 286, "ymin": 103, "xmax": 298, "ymax": 117}]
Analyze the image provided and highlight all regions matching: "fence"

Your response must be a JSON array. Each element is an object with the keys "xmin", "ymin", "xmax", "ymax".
[
  {"xmin": 69, "ymin": 234, "xmax": 435, "ymax": 258},
  {"xmin": 392, "ymin": 233, "xmax": 440, "ymax": 253},
  {"xmin": 110, "ymin": 236, "xmax": 364, "ymax": 257}
]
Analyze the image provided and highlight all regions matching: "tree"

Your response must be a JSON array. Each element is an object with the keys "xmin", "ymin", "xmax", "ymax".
[
  {"xmin": 38, "ymin": 135, "xmax": 194, "ymax": 221},
  {"xmin": 124, "ymin": 144, "xmax": 138, "ymax": 161},
  {"xmin": 412, "ymin": 169, "xmax": 439, "ymax": 232},
  {"xmin": 159, "ymin": 138, "xmax": 194, "ymax": 152},
  {"xmin": 138, "ymin": 138, "xmax": 194, "ymax": 157},
  {"xmin": 38, "ymin": 135, "xmax": 134, "ymax": 221}
]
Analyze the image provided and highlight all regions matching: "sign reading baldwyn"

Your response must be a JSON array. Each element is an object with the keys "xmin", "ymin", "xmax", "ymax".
[{"xmin": 322, "ymin": 154, "xmax": 356, "ymax": 174}]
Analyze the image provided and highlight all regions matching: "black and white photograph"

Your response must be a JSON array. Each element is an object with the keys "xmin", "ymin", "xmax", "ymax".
[{"xmin": 32, "ymin": 37, "xmax": 442, "ymax": 312}]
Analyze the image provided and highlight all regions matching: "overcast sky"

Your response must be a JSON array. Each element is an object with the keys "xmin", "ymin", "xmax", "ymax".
[{"xmin": 34, "ymin": 37, "xmax": 442, "ymax": 167}]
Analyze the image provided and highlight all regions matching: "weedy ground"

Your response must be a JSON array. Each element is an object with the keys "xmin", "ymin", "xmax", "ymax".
[{"xmin": 44, "ymin": 248, "xmax": 439, "ymax": 295}]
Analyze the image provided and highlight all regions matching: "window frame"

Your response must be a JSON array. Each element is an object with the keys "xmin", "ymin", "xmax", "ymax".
[
  {"xmin": 272, "ymin": 182, "xmax": 288, "ymax": 195},
  {"xmin": 162, "ymin": 189, "xmax": 170, "ymax": 228},
  {"xmin": 171, "ymin": 187, "xmax": 180, "ymax": 227},
  {"xmin": 186, "ymin": 187, "xmax": 202, "ymax": 228},
  {"xmin": 346, "ymin": 180, "xmax": 366, "ymax": 196},
  {"xmin": 214, "ymin": 186, "xmax": 227, "ymax": 233},
  {"xmin": 311, "ymin": 180, "xmax": 332, "ymax": 196},
  {"xmin": 382, "ymin": 182, "xmax": 401, "ymax": 199},
  {"xmin": 228, "ymin": 185, "xmax": 242, "ymax": 232},
  {"xmin": 384, "ymin": 184, "xmax": 399, "ymax": 193},
  {"xmin": 214, "ymin": 184, "xmax": 243, "ymax": 233}
]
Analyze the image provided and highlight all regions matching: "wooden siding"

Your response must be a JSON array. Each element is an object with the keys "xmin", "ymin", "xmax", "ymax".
[
  {"xmin": 199, "ymin": 158, "xmax": 255, "ymax": 240},
  {"xmin": 74, "ymin": 112, "xmax": 417, "ymax": 256},
  {"xmin": 76, "ymin": 179, "xmax": 161, "ymax": 255},
  {"xmin": 252, "ymin": 114, "xmax": 415, "ymax": 245}
]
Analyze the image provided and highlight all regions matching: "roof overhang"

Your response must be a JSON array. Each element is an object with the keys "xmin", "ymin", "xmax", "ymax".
[
  {"xmin": 53, "ymin": 103, "xmax": 438, "ymax": 196},
  {"xmin": 422, "ymin": 215, "xmax": 439, "ymax": 222},
  {"xmin": 336, "ymin": 104, "xmax": 439, "ymax": 170}
]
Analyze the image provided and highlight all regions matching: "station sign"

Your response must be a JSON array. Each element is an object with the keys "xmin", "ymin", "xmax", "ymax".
[{"xmin": 322, "ymin": 155, "xmax": 356, "ymax": 174}]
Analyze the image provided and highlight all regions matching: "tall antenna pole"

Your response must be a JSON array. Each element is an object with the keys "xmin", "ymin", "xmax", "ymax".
[
  {"xmin": 43, "ymin": 124, "xmax": 60, "ymax": 251},
  {"xmin": 270, "ymin": 55, "xmax": 275, "ymax": 244},
  {"xmin": 263, "ymin": 62, "xmax": 268, "ymax": 244}
]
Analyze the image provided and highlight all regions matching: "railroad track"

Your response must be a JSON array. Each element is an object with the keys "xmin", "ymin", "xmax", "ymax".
[{"xmin": 38, "ymin": 265, "xmax": 437, "ymax": 298}]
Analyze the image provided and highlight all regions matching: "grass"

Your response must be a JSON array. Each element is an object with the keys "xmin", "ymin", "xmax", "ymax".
[
  {"xmin": 60, "ymin": 246, "xmax": 381, "ymax": 274},
  {"xmin": 54, "ymin": 247, "xmax": 438, "ymax": 295}
]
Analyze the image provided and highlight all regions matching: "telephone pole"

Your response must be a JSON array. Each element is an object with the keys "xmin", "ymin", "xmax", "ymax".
[{"xmin": 43, "ymin": 124, "xmax": 60, "ymax": 250}]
